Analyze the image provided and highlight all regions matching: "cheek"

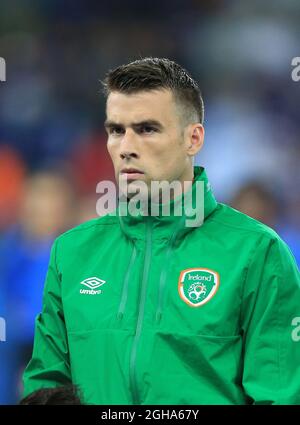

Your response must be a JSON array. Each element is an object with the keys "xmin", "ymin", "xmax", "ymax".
[
  {"xmin": 106, "ymin": 144, "xmax": 120, "ymax": 174},
  {"xmin": 148, "ymin": 137, "xmax": 184, "ymax": 161},
  {"xmin": 145, "ymin": 136, "xmax": 170, "ymax": 157},
  {"xmin": 106, "ymin": 140, "xmax": 117, "ymax": 159}
]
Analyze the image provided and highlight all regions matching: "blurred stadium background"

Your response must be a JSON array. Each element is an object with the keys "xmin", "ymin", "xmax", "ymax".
[{"xmin": 0, "ymin": 0, "xmax": 300, "ymax": 404}]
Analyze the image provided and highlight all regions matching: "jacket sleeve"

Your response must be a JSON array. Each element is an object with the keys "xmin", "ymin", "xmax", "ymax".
[
  {"xmin": 241, "ymin": 234, "xmax": 300, "ymax": 404},
  {"xmin": 22, "ymin": 238, "xmax": 72, "ymax": 397}
]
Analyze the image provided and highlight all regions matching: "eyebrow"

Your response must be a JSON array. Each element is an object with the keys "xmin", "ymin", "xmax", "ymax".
[{"xmin": 104, "ymin": 119, "xmax": 164, "ymax": 130}]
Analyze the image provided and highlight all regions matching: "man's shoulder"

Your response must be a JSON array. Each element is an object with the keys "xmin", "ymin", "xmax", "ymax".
[
  {"xmin": 212, "ymin": 203, "xmax": 297, "ymax": 265},
  {"xmin": 56, "ymin": 214, "xmax": 119, "ymax": 245},
  {"xmin": 212, "ymin": 202, "xmax": 281, "ymax": 243}
]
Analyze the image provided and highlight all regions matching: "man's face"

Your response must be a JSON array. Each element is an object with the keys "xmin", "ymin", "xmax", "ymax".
[{"xmin": 105, "ymin": 89, "xmax": 196, "ymax": 198}]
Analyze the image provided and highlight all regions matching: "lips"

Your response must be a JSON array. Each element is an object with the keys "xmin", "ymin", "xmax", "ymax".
[
  {"xmin": 120, "ymin": 168, "xmax": 144, "ymax": 174},
  {"xmin": 120, "ymin": 168, "xmax": 145, "ymax": 181}
]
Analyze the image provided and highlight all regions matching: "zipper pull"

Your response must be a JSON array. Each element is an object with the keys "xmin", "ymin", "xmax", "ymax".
[
  {"xmin": 117, "ymin": 312, "xmax": 124, "ymax": 320},
  {"xmin": 155, "ymin": 311, "xmax": 162, "ymax": 324}
]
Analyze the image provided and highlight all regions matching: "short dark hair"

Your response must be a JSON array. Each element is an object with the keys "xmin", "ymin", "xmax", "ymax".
[
  {"xmin": 102, "ymin": 57, "xmax": 204, "ymax": 125},
  {"xmin": 19, "ymin": 385, "xmax": 82, "ymax": 405}
]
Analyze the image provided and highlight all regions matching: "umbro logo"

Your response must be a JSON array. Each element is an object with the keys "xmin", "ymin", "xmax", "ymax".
[
  {"xmin": 80, "ymin": 277, "xmax": 106, "ymax": 295},
  {"xmin": 81, "ymin": 277, "xmax": 106, "ymax": 289}
]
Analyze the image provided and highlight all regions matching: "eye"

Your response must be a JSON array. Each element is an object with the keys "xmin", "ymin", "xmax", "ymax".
[
  {"xmin": 139, "ymin": 125, "xmax": 158, "ymax": 134},
  {"xmin": 109, "ymin": 126, "xmax": 124, "ymax": 135}
]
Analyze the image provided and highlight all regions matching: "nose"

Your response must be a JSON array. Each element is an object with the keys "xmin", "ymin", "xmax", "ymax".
[{"xmin": 120, "ymin": 129, "xmax": 139, "ymax": 160}]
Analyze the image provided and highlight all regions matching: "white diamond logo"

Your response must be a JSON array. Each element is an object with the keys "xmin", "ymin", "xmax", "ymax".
[{"xmin": 80, "ymin": 277, "xmax": 106, "ymax": 289}]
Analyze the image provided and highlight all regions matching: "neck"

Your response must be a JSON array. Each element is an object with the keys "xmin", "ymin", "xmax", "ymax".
[
  {"xmin": 116, "ymin": 166, "xmax": 218, "ymax": 241},
  {"xmin": 151, "ymin": 166, "xmax": 194, "ymax": 204}
]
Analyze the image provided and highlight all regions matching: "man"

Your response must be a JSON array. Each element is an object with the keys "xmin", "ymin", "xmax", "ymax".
[{"xmin": 23, "ymin": 58, "xmax": 300, "ymax": 404}]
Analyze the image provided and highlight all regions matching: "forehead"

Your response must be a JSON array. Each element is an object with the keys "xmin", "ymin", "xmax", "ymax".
[{"xmin": 106, "ymin": 89, "xmax": 177, "ymax": 123}]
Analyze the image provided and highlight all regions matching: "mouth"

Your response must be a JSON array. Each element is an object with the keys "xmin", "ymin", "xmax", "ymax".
[{"xmin": 120, "ymin": 168, "xmax": 145, "ymax": 180}]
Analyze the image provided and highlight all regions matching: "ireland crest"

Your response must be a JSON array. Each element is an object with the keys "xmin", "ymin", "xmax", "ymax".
[{"xmin": 178, "ymin": 268, "xmax": 220, "ymax": 307}]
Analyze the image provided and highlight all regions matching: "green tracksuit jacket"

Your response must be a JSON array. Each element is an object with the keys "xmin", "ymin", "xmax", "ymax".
[{"xmin": 23, "ymin": 166, "xmax": 300, "ymax": 404}]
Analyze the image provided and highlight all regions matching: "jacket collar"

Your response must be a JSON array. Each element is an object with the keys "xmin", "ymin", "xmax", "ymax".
[{"xmin": 117, "ymin": 166, "xmax": 218, "ymax": 241}]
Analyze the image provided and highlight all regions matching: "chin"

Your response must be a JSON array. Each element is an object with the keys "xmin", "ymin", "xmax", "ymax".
[{"xmin": 118, "ymin": 179, "xmax": 147, "ymax": 198}]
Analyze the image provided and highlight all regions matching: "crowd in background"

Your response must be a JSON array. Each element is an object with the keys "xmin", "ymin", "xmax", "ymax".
[{"xmin": 0, "ymin": 0, "xmax": 300, "ymax": 404}]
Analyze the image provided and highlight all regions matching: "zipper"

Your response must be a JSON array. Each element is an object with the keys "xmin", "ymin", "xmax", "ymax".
[
  {"xmin": 117, "ymin": 243, "xmax": 137, "ymax": 320},
  {"xmin": 155, "ymin": 240, "xmax": 175, "ymax": 323},
  {"xmin": 155, "ymin": 215, "xmax": 186, "ymax": 323},
  {"xmin": 129, "ymin": 218, "xmax": 152, "ymax": 405}
]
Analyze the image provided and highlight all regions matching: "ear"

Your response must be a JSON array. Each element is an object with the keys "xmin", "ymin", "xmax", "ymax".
[{"xmin": 185, "ymin": 123, "xmax": 204, "ymax": 156}]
